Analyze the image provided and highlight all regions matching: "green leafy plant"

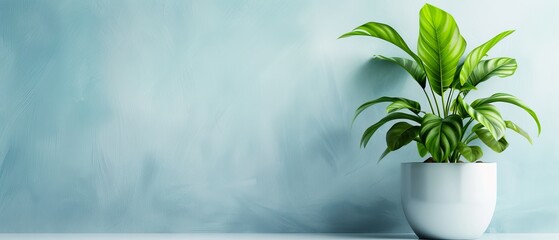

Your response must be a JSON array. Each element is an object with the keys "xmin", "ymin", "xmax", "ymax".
[{"xmin": 341, "ymin": 4, "xmax": 540, "ymax": 163}]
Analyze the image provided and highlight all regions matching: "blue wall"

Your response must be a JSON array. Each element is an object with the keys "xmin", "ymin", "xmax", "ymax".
[{"xmin": 0, "ymin": 0, "xmax": 557, "ymax": 232}]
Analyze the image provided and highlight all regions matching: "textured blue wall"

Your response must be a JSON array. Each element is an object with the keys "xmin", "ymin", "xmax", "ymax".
[{"xmin": 0, "ymin": 0, "xmax": 557, "ymax": 233}]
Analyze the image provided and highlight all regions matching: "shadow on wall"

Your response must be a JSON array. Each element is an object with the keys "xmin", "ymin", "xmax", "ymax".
[
  {"xmin": 350, "ymin": 59, "xmax": 409, "ymax": 99},
  {"xmin": 314, "ymin": 59, "xmax": 411, "ymax": 233},
  {"xmin": 305, "ymin": 59, "xmax": 412, "ymax": 233},
  {"xmin": 245, "ymin": 57, "xmax": 413, "ymax": 233},
  {"xmin": 341, "ymin": 58, "xmax": 411, "ymax": 175}
]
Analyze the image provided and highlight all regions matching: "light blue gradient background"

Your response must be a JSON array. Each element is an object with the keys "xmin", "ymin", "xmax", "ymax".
[{"xmin": 0, "ymin": 0, "xmax": 556, "ymax": 233}]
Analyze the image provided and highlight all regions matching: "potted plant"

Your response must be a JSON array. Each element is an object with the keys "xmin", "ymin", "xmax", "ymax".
[{"xmin": 340, "ymin": 3, "xmax": 540, "ymax": 240}]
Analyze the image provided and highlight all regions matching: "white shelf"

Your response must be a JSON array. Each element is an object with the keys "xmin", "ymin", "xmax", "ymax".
[{"xmin": 0, "ymin": 233, "xmax": 557, "ymax": 239}]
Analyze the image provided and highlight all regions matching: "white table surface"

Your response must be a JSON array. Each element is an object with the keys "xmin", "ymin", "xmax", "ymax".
[{"xmin": 0, "ymin": 233, "xmax": 557, "ymax": 239}]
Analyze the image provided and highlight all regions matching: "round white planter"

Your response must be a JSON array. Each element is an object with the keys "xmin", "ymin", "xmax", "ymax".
[{"xmin": 401, "ymin": 163, "xmax": 496, "ymax": 239}]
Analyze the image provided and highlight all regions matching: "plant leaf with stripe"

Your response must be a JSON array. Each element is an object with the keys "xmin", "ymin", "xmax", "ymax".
[
  {"xmin": 340, "ymin": 22, "xmax": 423, "ymax": 66},
  {"xmin": 353, "ymin": 97, "xmax": 421, "ymax": 124},
  {"xmin": 386, "ymin": 122, "xmax": 421, "ymax": 151},
  {"xmin": 471, "ymin": 93, "xmax": 541, "ymax": 134},
  {"xmin": 458, "ymin": 95, "xmax": 506, "ymax": 140},
  {"xmin": 473, "ymin": 124, "xmax": 509, "ymax": 153},
  {"xmin": 462, "ymin": 57, "xmax": 517, "ymax": 93},
  {"xmin": 361, "ymin": 113, "xmax": 422, "ymax": 148},
  {"xmin": 354, "ymin": 97, "xmax": 421, "ymax": 124},
  {"xmin": 416, "ymin": 142, "xmax": 428, "ymax": 157},
  {"xmin": 378, "ymin": 148, "xmax": 391, "ymax": 163},
  {"xmin": 505, "ymin": 120, "xmax": 532, "ymax": 144},
  {"xmin": 386, "ymin": 99, "xmax": 421, "ymax": 114},
  {"xmin": 465, "ymin": 134, "xmax": 479, "ymax": 144},
  {"xmin": 459, "ymin": 30, "xmax": 514, "ymax": 85},
  {"xmin": 418, "ymin": 4, "xmax": 466, "ymax": 95},
  {"xmin": 457, "ymin": 142, "xmax": 483, "ymax": 162},
  {"xmin": 450, "ymin": 96, "xmax": 468, "ymax": 118},
  {"xmin": 420, "ymin": 114, "xmax": 463, "ymax": 162},
  {"xmin": 374, "ymin": 55, "xmax": 426, "ymax": 88}
]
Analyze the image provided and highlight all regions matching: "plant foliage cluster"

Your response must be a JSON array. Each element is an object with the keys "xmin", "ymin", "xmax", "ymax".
[{"xmin": 341, "ymin": 4, "xmax": 540, "ymax": 163}]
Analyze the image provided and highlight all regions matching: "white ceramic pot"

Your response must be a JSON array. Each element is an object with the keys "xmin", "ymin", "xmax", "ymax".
[{"xmin": 401, "ymin": 163, "xmax": 496, "ymax": 239}]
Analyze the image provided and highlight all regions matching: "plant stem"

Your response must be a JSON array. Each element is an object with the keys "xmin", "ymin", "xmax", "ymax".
[
  {"xmin": 451, "ymin": 151, "xmax": 458, "ymax": 163},
  {"xmin": 422, "ymin": 88, "xmax": 436, "ymax": 114},
  {"xmin": 452, "ymin": 92, "xmax": 464, "ymax": 115},
  {"xmin": 450, "ymin": 147, "xmax": 462, "ymax": 163},
  {"xmin": 441, "ymin": 90, "xmax": 447, "ymax": 117},
  {"xmin": 429, "ymin": 88, "xmax": 442, "ymax": 117},
  {"xmin": 463, "ymin": 131, "xmax": 476, "ymax": 144},
  {"xmin": 446, "ymin": 88, "xmax": 454, "ymax": 114},
  {"xmin": 452, "ymin": 98, "xmax": 458, "ymax": 114},
  {"xmin": 463, "ymin": 118, "xmax": 475, "ymax": 136}
]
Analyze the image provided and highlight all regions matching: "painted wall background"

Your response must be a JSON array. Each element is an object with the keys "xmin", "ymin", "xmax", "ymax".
[{"xmin": 0, "ymin": 0, "xmax": 557, "ymax": 233}]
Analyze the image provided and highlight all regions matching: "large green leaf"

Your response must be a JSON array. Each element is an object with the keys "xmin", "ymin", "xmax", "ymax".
[
  {"xmin": 459, "ymin": 30, "xmax": 514, "ymax": 85},
  {"xmin": 418, "ymin": 4, "xmax": 466, "ymax": 95},
  {"xmin": 354, "ymin": 97, "xmax": 421, "ymax": 123},
  {"xmin": 457, "ymin": 142, "xmax": 483, "ymax": 162},
  {"xmin": 416, "ymin": 142, "xmax": 428, "ymax": 157},
  {"xmin": 386, "ymin": 122, "xmax": 421, "ymax": 151},
  {"xmin": 339, "ymin": 22, "xmax": 423, "ymax": 66},
  {"xmin": 378, "ymin": 148, "xmax": 391, "ymax": 163},
  {"xmin": 462, "ymin": 57, "xmax": 517, "ymax": 92},
  {"xmin": 505, "ymin": 120, "xmax": 532, "ymax": 144},
  {"xmin": 473, "ymin": 124, "xmax": 509, "ymax": 153},
  {"xmin": 420, "ymin": 114, "xmax": 463, "ymax": 162},
  {"xmin": 374, "ymin": 55, "xmax": 426, "ymax": 88},
  {"xmin": 458, "ymin": 95, "xmax": 506, "ymax": 140},
  {"xmin": 361, "ymin": 113, "xmax": 422, "ymax": 148},
  {"xmin": 471, "ymin": 93, "xmax": 541, "ymax": 134},
  {"xmin": 386, "ymin": 100, "xmax": 421, "ymax": 114}
]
